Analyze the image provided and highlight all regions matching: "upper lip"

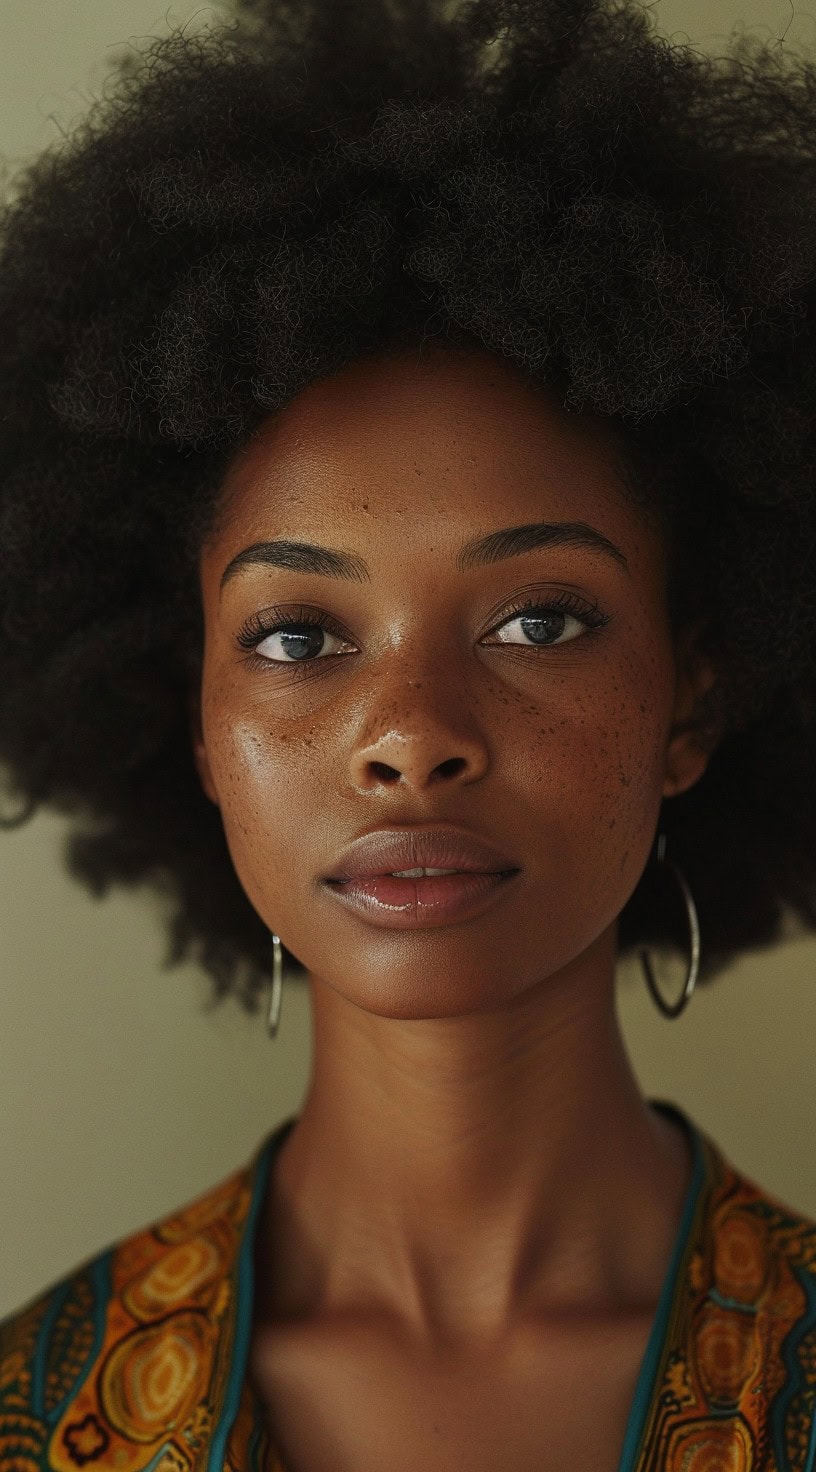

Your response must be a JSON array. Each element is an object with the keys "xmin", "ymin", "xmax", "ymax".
[{"xmin": 324, "ymin": 825, "xmax": 521, "ymax": 882}]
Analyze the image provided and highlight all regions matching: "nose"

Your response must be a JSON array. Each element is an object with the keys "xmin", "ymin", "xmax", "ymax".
[{"xmin": 348, "ymin": 674, "xmax": 491, "ymax": 791}]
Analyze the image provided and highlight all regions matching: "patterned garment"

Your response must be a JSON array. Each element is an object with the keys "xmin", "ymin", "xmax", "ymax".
[{"xmin": 2, "ymin": 1100, "xmax": 816, "ymax": 1471}]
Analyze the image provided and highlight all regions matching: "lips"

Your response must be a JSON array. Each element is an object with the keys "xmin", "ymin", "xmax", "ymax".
[{"xmin": 324, "ymin": 825, "xmax": 520, "ymax": 884}]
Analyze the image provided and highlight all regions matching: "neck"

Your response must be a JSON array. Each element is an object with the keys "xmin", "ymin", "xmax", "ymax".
[{"xmin": 254, "ymin": 937, "xmax": 693, "ymax": 1349}]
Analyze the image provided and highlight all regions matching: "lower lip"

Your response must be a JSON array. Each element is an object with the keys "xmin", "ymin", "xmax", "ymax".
[{"xmin": 322, "ymin": 870, "xmax": 520, "ymax": 928}]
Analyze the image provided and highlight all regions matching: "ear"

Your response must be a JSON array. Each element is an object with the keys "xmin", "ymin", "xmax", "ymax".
[
  {"xmin": 662, "ymin": 616, "xmax": 722, "ymax": 799},
  {"xmin": 187, "ymin": 682, "xmax": 220, "ymax": 807}
]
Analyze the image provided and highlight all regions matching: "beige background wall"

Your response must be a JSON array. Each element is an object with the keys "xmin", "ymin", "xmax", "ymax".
[{"xmin": 2, "ymin": 0, "xmax": 814, "ymax": 1319}]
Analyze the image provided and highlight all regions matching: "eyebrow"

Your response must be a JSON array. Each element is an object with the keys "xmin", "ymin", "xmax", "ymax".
[{"xmin": 219, "ymin": 520, "xmax": 629, "ymax": 595}]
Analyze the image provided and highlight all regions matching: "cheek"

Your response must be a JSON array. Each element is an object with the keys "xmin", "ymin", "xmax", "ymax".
[
  {"xmin": 515, "ymin": 636, "xmax": 669, "ymax": 781},
  {"xmin": 202, "ymin": 688, "xmax": 316, "ymax": 903},
  {"xmin": 509, "ymin": 645, "xmax": 672, "ymax": 905}
]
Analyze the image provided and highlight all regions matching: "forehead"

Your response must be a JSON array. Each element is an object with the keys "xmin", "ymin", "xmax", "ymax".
[{"xmin": 208, "ymin": 344, "xmax": 645, "ymax": 551}]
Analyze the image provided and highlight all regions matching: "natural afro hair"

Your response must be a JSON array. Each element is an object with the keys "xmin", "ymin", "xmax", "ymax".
[{"xmin": 1, "ymin": 0, "xmax": 816, "ymax": 1015}]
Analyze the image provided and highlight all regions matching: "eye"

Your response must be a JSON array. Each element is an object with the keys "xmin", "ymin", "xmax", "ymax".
[
  {"xmin": 483, "ymin": 591, "xmax": 611, "ymax": 648},
  {"xmin": 236, "ymin": 606, "xmax": 355, "ymax": 665},
  {"xmin": 256, "ymin": 623, "xmax": 351, "ymax": 663},
  {"xmin": 234, "ymin": 590, "xmax": 611, "ymax": 670}
]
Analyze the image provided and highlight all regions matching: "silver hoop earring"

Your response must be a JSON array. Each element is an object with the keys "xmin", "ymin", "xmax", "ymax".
[
  {"xmin": 639, "ymin": 832, "xmax": 700, "ymax": 1019},
  {"xmin": 268, "ymin": 932, "xmax": 284, "ymax": 1038}
]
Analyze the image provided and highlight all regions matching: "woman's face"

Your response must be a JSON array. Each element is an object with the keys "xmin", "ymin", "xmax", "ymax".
[{"xmin": 194, "ymin": 344, "xmax": 713, "ymax": 1018}]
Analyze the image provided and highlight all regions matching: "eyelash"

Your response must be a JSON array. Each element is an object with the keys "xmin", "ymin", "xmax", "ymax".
[{"xmin": 235, "ymin": 591, "xmax": 611, "ymax": 671}]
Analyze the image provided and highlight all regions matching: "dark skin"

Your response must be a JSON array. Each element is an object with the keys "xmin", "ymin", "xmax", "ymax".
[{"xmin": 191, "ymin": 342, "xmax": 719, "ymax": 1465}]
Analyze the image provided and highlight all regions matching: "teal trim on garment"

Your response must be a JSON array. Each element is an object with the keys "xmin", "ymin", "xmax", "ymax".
[
  {"xmin": 615, "ymin": 1100, "xmax": 706, "ymax": 1472},
  {"xmin": 207, "ymin": 1117, "xmax": 298, "ymax": 1472},
  {"xmin": 772, "ymin": 1259, "xmax": 816, "ymax": 1472},
  {"xmin": 247, "ymin": 1413, "xmax": 264, "ymax": 1472},
  {"xmin": 32, "ymin": 1251, "xmax": 112, "ymax": 1426}
]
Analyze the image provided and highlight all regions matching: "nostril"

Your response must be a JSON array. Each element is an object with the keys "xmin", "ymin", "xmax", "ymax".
[
  {"xmin": 370, "ymin": 760, "xmax": 400, "ymax": 780},
  {"xmin": 435, "ymin": 757, "xmax": 467, "ymax": 777}
]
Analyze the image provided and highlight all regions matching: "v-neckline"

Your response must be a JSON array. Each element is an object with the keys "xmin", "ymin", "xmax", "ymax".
[
  {"xmin": 614, "ymin": 1098, "xmax": 708, "ymax": 1468},
  {"xmin": 212, "ymin": 1098, "xmax": 709, "ymax": 1472}
]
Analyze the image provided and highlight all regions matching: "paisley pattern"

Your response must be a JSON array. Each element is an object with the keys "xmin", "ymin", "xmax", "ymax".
[
  {"xmin": 2, "ymin": 1101, "xmax": 815, "ymax": 1471},
  {"xmin": 630, "ymin": 1114, "xmax": 816, "ymax": 1472}
]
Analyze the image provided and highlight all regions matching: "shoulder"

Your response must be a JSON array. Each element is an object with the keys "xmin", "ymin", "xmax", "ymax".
[
  {"xmin": 701, "ymin": 1132, "xmax": 816, "ymax": 1291},
  {"xmin": 0, "ymin": 1149, "xmax": 261, "ymax": 1470},
  {"xmin": 669, "ymin": 1125, "xmax": 816, "ymax": 1466}
]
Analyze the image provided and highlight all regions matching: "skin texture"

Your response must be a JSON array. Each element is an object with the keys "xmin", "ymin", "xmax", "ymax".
[{"xmin": 192, "ymin": 342, "xmax": 719, "ymax": 1361}]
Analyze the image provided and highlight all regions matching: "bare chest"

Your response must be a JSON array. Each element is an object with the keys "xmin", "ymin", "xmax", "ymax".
[{"xmin": 246, "ymin": 1312, "xmax": 655, "ymax": 1472}]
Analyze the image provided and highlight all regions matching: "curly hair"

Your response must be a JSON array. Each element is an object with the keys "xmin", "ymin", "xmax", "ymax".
[{"xmin": 1, "ymin": 0, "xmax": 815, "ymax": 1015}]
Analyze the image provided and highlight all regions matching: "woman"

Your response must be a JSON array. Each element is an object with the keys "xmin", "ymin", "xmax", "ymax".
[{"xmin": 1, "ymin": 0, "xmax": 815, "ymax": 1466}]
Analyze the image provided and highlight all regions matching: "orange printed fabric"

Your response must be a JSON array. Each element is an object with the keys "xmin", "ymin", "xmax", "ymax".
[
  {"xmin": 633, "ymin": 1128, "xmax": 816, "ymax": 1471},
  {"xmin": 1, "ymin": 1106, "xmax": 815, "ymax": 1471},
  {"xmin": 0, "ymin": 1153, "xmax": 270, "ymax": 1472}
]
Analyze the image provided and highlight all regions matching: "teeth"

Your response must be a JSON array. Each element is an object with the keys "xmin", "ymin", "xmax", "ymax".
[{"xmin": 389, "ymin": 867, "xmax": 462, "ymax": 878}]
